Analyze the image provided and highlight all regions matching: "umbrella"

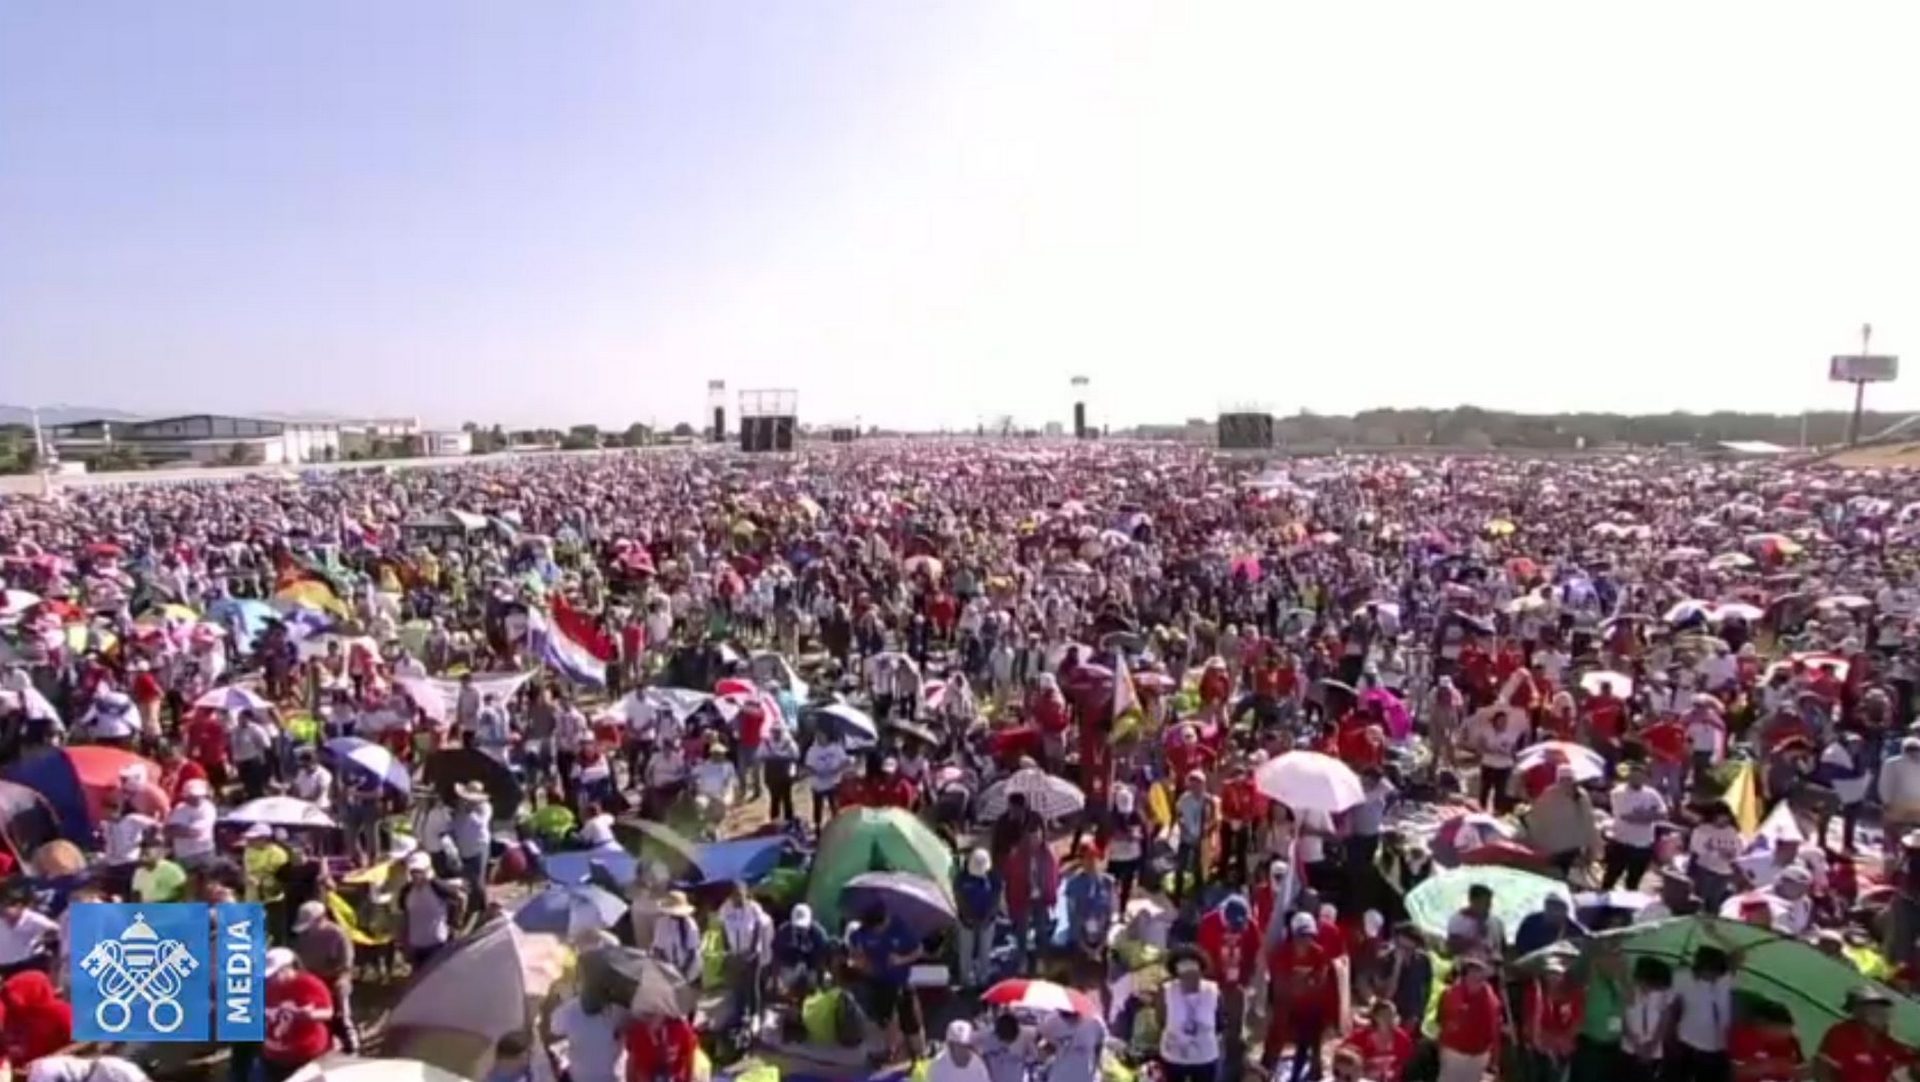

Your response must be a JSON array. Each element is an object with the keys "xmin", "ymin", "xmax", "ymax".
[
  {"xmin": 1766, "ymin": 651, "xmax": 1851, "ymax": 683},
  {"xmin": 1515, "ymin": 741, "xmax": 1606, "ymax": 782},
  {"xmin": 842, "ymin": 871, "xmax": 958, "ymax": 938},
  {"xmin": 1430, "ymin": 812, "xmax": 1522, "ymax": 867},
  {"xmin": 513, "ymin": 882, "xmax": 628, "ymax": 937},
  {"xmin": 1708, "ymin": 602, "xmax": 1764, "ymax": 624},
  {"xmin": 977, "ymin": 768, "xmax": 1086, "ymax": 822},
  {"xmin": 193, "ymin": 685, "xmax": 273, "ymax": 713},
  {"xmin": 285, "ymin": 1057, "xmax": 474, "ymax": 1082},
  {"xmin": 1252, "ymin": 751, "xmax": 1364, "ymax": 815},
  {"xmin": 1706, "ymin": 552, "xmax": 1755, "ymax": 571},
  {"xmin": 1357, "ymin": 688, "xmax": 1413, "ymax": 740},
  {"xmin": 886, "ymin": 718, "xmax": 939, "ymax": 746},
  {"xmin": 810, "ymin": 702, "xmax": 878, "ymax": 744},
  {"xmin": 1817, "ymin": 594, "xmax": 1873, "ymax": 611},
  {"xmin": 225, "ymin": 796, "xmax": 335, "ymax": 829},
  {"xmin": 1518, "ymin": 917, "xmax": 1920, "ymax": 1050},
  {"xmin": 579, "ymin": 945, "xmax": 692, "ymax": 1018},
  {"xmin": 612, "ymin": 819, "xmax": 702, "ymax": 876},
  {"xmin": 1578, "ymin": 670, "xmax": 1634, "ymax": 697},
  {"xmin": 386, "ymin": 921, "xmax": 569, "ymax": 1079},
  {"xmin": 902, "ymin": 555, "xmax": 943, "ymax": 579},
  {"xmin": 423, "ymin": 748, "xmax": 523, "ymax": 820},
  {"xmin": 1663, "ymin": 600, "xmax": 1712, "ymax": 624},
  {"xmin": 981, "ymin": 978, "xmax": 1101, "ymax": 1019},
  {"xmin": 1571, "ymin": 890, "xmax": 1654, "ymax": 913},
  {"xmin": 1405, "ymin": 866, "xmax": 1571, "ymax": 941},
  {"xmin": 322, "ymin": 737, "xmax": 412, "ymax": 795}
]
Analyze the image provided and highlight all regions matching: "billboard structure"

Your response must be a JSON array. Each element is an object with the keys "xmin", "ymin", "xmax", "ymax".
[
  {"xmin": 1071, "ymin": 376, "xmax": 1090, "ymax": 439},
  {"xmin": 738, "ymin": 389, "xmax": 798, "ymax": 453},
  {"xmin": 1830, "ymin": 324, "xmax": 1900, "ymax": 445},
  {"xmin": 706, "ymin": 380, "xmax": 727, "ymax": 443}
]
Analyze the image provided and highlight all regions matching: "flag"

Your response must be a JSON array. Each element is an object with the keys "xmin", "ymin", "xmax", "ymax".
[
  {"xmin": 550, "ymin": 595, "xmax": 617, "ymax": 663},
  {"xmin": 1725, "ymin": 761, "xmax": 1763, "ymax": 838},
  {"xmin": 1111, "ymin": 663, "xmax": 1145, "ymax": 742},
  {"xmin": 528, "ymin": 607, "xmax": 607, "ymax": 688}
]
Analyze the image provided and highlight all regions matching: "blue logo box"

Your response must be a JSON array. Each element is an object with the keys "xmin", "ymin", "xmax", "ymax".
[{"xmin": 70, "ymin": 902, "xmax": 267, "ymax": 1043}]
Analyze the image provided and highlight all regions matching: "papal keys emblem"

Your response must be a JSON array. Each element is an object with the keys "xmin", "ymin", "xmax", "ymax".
[{"xmin": 78, "ymin": 912, "xmax": 201, "ymax": 1034}]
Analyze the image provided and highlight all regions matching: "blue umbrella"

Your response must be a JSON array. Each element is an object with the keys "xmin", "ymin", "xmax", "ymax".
[
  {"xmin": 542, "ymin": 848, "xmax": 639, "ymax": 890},
  {"xmin": 843, "ymin": 871, "xmax": 957, "ymax": 939},
  {"xmin": 680, "ymin": 835, "xmax": 789, "ymax": 887},
  {"xmin": 514, "ymin": 881, "xmax": 628, "ymax": 936},
  {"xmin": 207, "ymin": 598, "xmax": 278, "ymax": 645}
]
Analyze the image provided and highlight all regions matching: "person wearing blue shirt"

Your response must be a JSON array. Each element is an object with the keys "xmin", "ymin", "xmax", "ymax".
[
  {"xmin": 772, "ymin": 903, "xmax": 833, "ymax": 1001},
  {"xmin": 1062, "ymin": 843, "xmax": 1116, "ymax": 966},
  {"xmin": 954, "ymin": 848, "xmax": 1002, "ymax": 989},
  {"xmin": 1512, "ymin": 894, "xmax": 1586, "ymax": 957},
  {"xmin": 849, "ymin": 907, "xmax": 924, "ymax": 1061}
]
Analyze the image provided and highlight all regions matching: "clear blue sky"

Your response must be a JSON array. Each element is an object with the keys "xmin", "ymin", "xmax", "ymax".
[{"xmin": 6, "ymin": 3, "xmax": 1920, "ymax": 430}]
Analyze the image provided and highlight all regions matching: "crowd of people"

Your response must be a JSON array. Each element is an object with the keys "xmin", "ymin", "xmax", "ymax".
[{"xmin": 0, "ymin": 442, "xmax": 1919, "ymax": 1082}]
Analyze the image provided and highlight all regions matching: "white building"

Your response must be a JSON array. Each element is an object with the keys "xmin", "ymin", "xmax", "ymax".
[
  {"xmin": 417, "ymin": 430, "xmax": 473, "ymax": 457},
  {"xmin": 49, "ymin": 414, "xmax": 343, "ymax": 466}
]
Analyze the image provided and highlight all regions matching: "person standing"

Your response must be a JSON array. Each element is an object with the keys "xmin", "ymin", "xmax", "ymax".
[
  {"xmin": 928, "ymin": 1021, "xmax": 992, "ymax": 1082},
  {"xmin": 291, "ymin": 900, "xmax": 358, "ymax": 1055},
  {"xmin": 548, "ymin": 992, "xmax": 629, "ymax": 1082},
  {"xmin": 1813, "ymin": 986, "xmax": 1916, "ymax": 1082},
  {"xmin": 1434, "ymin": 956, "xmax": 1503, "ymax": 1082},
  {"xmin": 1003, "ymin": 820, "xmax": 1058, "ymax": 975},
  {"xmin": 1662, "ymin": 946, "xmax": 1735, "ymax": 1082},
  {"xmin": 1158, "ymin": 950, "xmax": 1221, "ymax": 1082},
  {"xmin": 717, "ymin": 881, "xmax": 772, "ymax": 1031},
  {"xmin": 1602, "ymin": 762, "xmax": 1667, "ymax": 891},
  {"xmin": 261, "ymin": 949, "xmax": 334, "ymax": 1082},
  {"xmin": 449, "ymin": 782, "xmax": 492, "ymax": 923},
  {"xmin": 954, "ymin": 848, "xmax": 1000, "ymax": 990}
]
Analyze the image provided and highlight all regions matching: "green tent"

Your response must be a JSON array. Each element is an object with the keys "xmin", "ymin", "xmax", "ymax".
[
  {"xmin": 805, "ymin": 808, "xmax": 954, "ymax": 931},
  {"xmin": 1518, "ymin": 916, "xmax": 1920, "ymax": 1050},
  {"xmin": 1405, "ymin": 865, "xmax": 1571, "ymax": 942}
]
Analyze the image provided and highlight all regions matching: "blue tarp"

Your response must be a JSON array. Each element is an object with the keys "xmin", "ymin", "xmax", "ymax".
[
  {"xmin": 2, "ymin": 750, "xmax": 90, "ymax": 842},
  {"xmin": 539, "ymin": 836, "xmax": 789, "ymax": 890}
]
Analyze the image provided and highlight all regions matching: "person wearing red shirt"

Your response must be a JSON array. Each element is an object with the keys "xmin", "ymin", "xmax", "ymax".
[
  {"xmin": 1217, "ymin": 764, "xmax": 1260, "ymax": 886},
  {"xmin": 869, "ymin": 759, "xmax": 916, "ymax": 810},
  {"xmin": 0, "ymin": 971, "xmax": 70, "ymax": 1068},
  {"xmin": 625, "ymin": 1012, "xmax": 699, "ymax": 1082},
  {"xmin": 1435, "ymin": 956, "xmax": 1503, "ymax": 1082},
  {"xmin": 263, "ymin": 949, "xmax": 335, "ymax": 1080},
  {"xmin": 1334, "ymin": 716, "xmax": 1387, "ymax": 773},
  {"xmin": 1198, "ymin": 660, "xmax": 1233, "ymax": 708},
  {"xmin": 128, "ymin": 660, "xmax": 164, "ymax": 735},
  {"xmin": 182, "ymin": 710, "xmax": 231, "ymax": 789},
  {"xmin": 1196, "ymin": 896, "xmax": 1262, "ymax": 991},
  {"xmin": 1264, "ymin": 912, "xmax": 1339, "ymax": 1079},
  {"xmin": 1816, "ymin": 988, "xmax": 1918, "ymax": 1082},
  {"xmin": 155, "ymin": 743, "xmax": 209, "ymax": 805},
  {"xmin": 736, "ymin": 704, "xmax": 767, "ymax": 801},
  {"xmin": 1727, "ymin": 1000, "xmax": 1803, "ymax": 1082},
  {"xmin": 1341, "ymin": 1001, "xmax": 1414, "ymax": 1082},
  {"xmin": 1165, "ymin": 726, "xmax": 1214, "ymax": 781},
  {"xmin": 1522, "ymin": 963, "xmax": 1583, "ymax": 1078}
]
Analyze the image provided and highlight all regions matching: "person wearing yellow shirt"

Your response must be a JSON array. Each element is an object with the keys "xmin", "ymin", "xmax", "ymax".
[{"xmin": 243, "ymin": 823, "xmax": 292, "ymax": 932}]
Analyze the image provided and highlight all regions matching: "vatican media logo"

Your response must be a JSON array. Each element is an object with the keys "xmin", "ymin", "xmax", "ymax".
[{"xmin": 70, "ymin": 902, "xmax": 267, "ymax": 1043}]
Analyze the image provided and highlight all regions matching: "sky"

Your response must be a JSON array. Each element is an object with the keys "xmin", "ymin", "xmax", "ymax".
[{"xmin": 5, "ymin": 3, "xmax": 1920, "ymax": 431}]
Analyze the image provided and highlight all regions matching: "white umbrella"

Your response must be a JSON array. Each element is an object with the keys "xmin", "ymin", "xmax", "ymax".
[
  {"xmin": 1662, "ymin": 599, "xmax": 1711, "ymax": 624},
  {"xmin": 1706, "ymin": 552, "xmax": 1755, "ymax": 571},
  {"xmin": 1577, "ymin": 670, "xmax": 1634, "ymax": 697},
  {"xmin": 225, "ymin": 796, "xmax": 335, "ymax": 829},
  {"xmin": 811, "ymin": 701, "xmax": 879, "ymax": 743},
  {"xmin": 1515, "ymin": 740, "xmax": 1606, "ymax": 782},
  {"xmin": 1253, "ymin": 751, "xmax": 1365, "ymax": 815},
  {"xmin": 322, "ymin": 737, "xmax": 412, "ymax": 794},
  {"xmin": 977, "ymin": 768, "xmax": 1086, "ymax": 821},
  {"xmin": 1708, "ymin": 602, "xmax": 1764, "ymax": 624},
  {"xmin": 286, "ymin": 1057, "xmax": 473, "ymax": 1082},
  {"xmin": 1818, "ymin": 594, "xmax": 1873, "ymax": 611},
  {"xmin": 193, "ymin": 685, "xmax": 273, "ymax": 713}
]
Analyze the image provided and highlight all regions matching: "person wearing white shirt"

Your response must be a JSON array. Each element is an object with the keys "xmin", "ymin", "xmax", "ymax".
[
  {"xmin": 1686, "ymin": 805, "xmax": 1743, "ymax": 910},
  {"xmin": 928, "ymin": 1021, "xmax": 992, "ymax": 1082},
  {"xmin": 1621, "ymin": 960, "xmax": 1674, "ymax": 1068},
  {"xmin": 1603, "ymin": 764, "xmax": 1668, "ymax": 891},
  {"xmin": 1158, "ymin": 955, "xmax": 1221, "ymax": 1082},
  {"xmin": 804, "ymin": 735, "xmax": 850, "ymax": 832},
  {"xmin": 577, "ymin": 810, "xmax": 617, "ymax": 850},
  {"xmin": 548, "ymin": 995, "xmax": 629, "ymax": 1082},
  {"xmin": 289, "ymin": 751, "xmax": 334, "ymax": 812},
  {"xmin": 102, "ymin": 805, "xmax": 158, "ymax": 866},
  {"xmin": 1665, "ymin": 947, "xmax": 1734, "ymax": 1075},
  {"xmin": 167, "ymin": 779, "xmax": 218, "ymax": 865},
  {"xmin": 1880, "ymin": 738, "xmax": 1920, "ymax": 838},
  {"xmin": 717, "ymin": 883, "xmax": 772, "ymax": 1028},
  {"xmin": 0, "ymin": 885, "xmax": 58, "ymax": 972}
]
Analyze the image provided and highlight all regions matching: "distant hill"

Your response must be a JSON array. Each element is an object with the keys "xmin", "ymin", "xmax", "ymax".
[{"xmin": 0, "ymin": 405, "xmax": 142, "ymax": 427}]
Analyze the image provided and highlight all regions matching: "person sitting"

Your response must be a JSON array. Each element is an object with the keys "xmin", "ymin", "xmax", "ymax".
[{"xmin": 771, "ymin": 903, "xmax": 832, "ymax": 1002}]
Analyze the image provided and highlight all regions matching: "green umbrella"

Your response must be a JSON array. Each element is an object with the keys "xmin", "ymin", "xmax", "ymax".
[
  {"xmin": 805, "ymin": 807, "xmax": 954, "ymax": 931},
  {"xmin": 1519, "ymin": 916, "xmax": 1920, "ymax": 1051},
  {"xmin": 1405, "ymin": 865, "xmax": 1571, "ymax": 942}
]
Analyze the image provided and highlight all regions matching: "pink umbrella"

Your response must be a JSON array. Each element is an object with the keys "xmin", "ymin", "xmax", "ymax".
[
  {"xmin": 1229, "ymin": 555, "xmax": 1262, "ymax": 582},
  {"xmin": 1358, "ymin": 688, "xmax": 1412, "ymax": 740}
]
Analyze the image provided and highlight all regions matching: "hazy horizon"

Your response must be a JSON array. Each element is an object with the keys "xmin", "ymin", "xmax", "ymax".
[{"xmin": 6, "ymin": 3, "xmax": 1920, "ymax": 430}]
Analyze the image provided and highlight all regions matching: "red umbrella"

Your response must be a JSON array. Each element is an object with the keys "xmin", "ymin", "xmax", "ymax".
[{"xmin": 982, "ymin": 979, "xmax": 1100, "ymax": 1018}]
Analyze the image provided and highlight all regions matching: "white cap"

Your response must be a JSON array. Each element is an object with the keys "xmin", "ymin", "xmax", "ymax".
[
  {"xmin": 967, "ymin": 849, "xmax": 991, "ymax": 876},
  {"xmin": 406, "ymin": 852, "xmax": 432, "ymax": 872},
  {"xmin": 242, "ymin": 823, "xmax": 273, "ymax": 841},
  {"xmin": 117, "ymin": 764, "xmax": 147, "ymax": 786},
  {"xmin": 947, "ymin": 1020, "xmax": 975, "ymax": 1046},
  {"xmin": 182, "ymin": 779, "xmax": 211, "ymax": 799},
  {"xmin": 790, "ymin": 904, "xmax": 813, "ymax": 929},
  {"xmin": 1290, "ymin": 912, "xmax": 1316, "ymax": 935},
  {"xmin": 292, "ymin": 900, "xmax": 325, "ymax": 933},
  {"xmin": 264, "ymin": 947, "xmax": 296, "ymax": 977}
]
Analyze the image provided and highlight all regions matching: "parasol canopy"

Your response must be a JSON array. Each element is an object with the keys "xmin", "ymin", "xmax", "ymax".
[
  {"xmin": 982, "ymin": 978, "xmax": 1101, "ymax": 1019},
  {"xmin": 842, "ymin": 871, "xmax": 958, "ymax": 938},
  {"xmin": 1405, "ymin": 866, "xmax": 1571, "ymax": 942},
  {"xmin": 977, "ymin": 768, "xmax": 1086, "ymax": 822},
  {"xmin": 1252, "ymin": 751, "xmax": 1364, "ymax": 815},
  {"xmin": 225, "ymin": 796, "xmax": 335, "ymax": 829}
]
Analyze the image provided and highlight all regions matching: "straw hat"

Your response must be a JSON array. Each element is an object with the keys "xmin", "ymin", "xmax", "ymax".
[{"xmin": 659, "ymin": 890, "xmax": 695, "ymax": 917}]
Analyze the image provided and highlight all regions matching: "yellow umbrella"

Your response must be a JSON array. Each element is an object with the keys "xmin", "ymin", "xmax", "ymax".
[
  {"xmin": 134, "ymin": 603, "xmax": 199, "ymax": 626},
  {"xmin": 276, "ymin": 581, "xmax": 349, "ymax": 618},
  {"xmin": 1484, "ymin": 519, "xmax": 1517, "ymax": 537},
  {"xmin": 64, "ymin": 625, "xmax": 118, "ymax": 654}
]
